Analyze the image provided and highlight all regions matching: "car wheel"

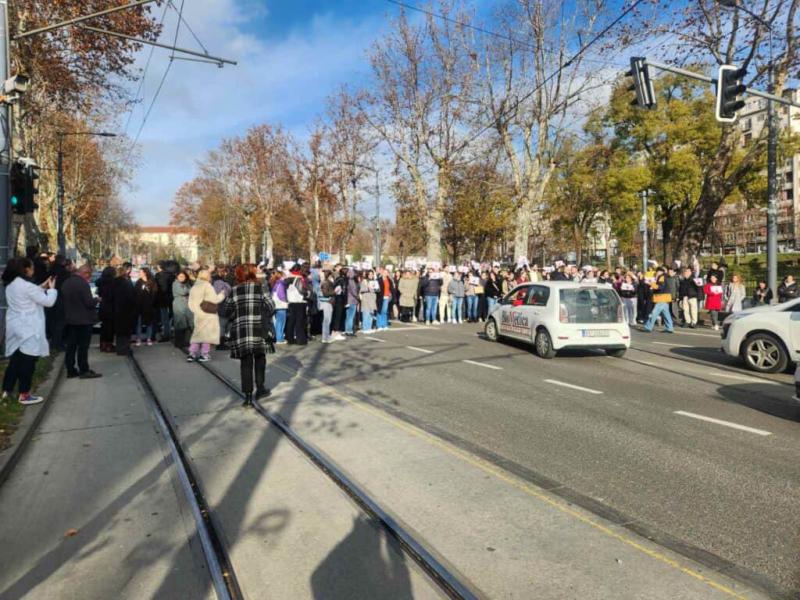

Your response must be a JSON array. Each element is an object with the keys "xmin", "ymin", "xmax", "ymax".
[
  {"xmin": 606, "ymin": 348, "xmax": 626, "ymax": 358},
  {"xmin": 485, "ymin": 318, "xmax": 499, "ymax": 342},
  {"xmin": 741, "ymin": 333, "xmax": 788, "ymax": 373},
  {"xmin": 534, "ymin": 329, "xmax": 556, "ymax": 359}
]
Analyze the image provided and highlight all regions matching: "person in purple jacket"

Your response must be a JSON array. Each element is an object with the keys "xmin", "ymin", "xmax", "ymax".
[{"xmin": 270, "ymin": 270, "xmax": 288, "ymax": 344}]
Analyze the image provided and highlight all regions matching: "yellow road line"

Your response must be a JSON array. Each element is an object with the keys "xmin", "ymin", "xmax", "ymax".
[{"xmin": 272, "ymin": 362, "xmax": 751, "ymax": 600}]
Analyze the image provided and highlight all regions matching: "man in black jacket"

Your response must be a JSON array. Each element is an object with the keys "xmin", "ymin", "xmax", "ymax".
[
  {"xmin": 154, "ymin": 261, "xmax": 176, "ymax": 342},
  {"xmin": 62, "ymin": 265, "xmax": 102, "ymax": 379},
  {"xmin": 678, "ymin": 268, "xmax": 701, "ymax": 328}
]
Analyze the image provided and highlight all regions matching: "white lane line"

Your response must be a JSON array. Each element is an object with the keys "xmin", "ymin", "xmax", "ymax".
[
  {"xmin": 364, "ymin": 336, "xmax": 386, "ymax": 343},
  {"xmin": 674, "ymin": 411, "xmax": 772, "ymax": 436},
  {"xmin": 670, "ymin": 330, "xmax": 720, "ymax": 339},
  {"xmin": 381, "ymin": 326, "xmax": 435, "ymax": 332},
  {"xmin": 406, "ymin": 345, "xmax": 434, "ymax": 354},
  {"xmin": 651, "ymin": 342, "xmax": 690, "ymax": 347},
  {"xmin": 462, "ymin": 359, "xmax": 503, "ymax": 370},
  {"xmin": 544, "ymin": 379, "xmax": 604, "ymax": 395},
  {"xmin": 715, "ymin": 372, "xmax": 781, "ymax": 385}
]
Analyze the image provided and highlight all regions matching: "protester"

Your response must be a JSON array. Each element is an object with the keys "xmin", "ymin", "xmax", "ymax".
[
  {"xmin": 2, "ymin": 258, "xmax": 57, "ymax": 405},
  {"xmin": 271, "ymin": 270, "xmax": 288, "ymax": 344},
  {"xmin": 112, "ymin": 264, "xmax": 136, "ymax": 356},
  {"xmin": 360, "ymin": 269, "xmax": 378, "ymax": 334},
  {"xmin": 678, "ymin": 267, "xmax": 701, "ymax": 328},
  {"xmin": 134, "ymin": 267, "xmax": 158, "ymax": 347},
  {"xmin": 154, "ymin": 261, "xmax": 175, "ymax": 342},
  {"xmin": 448, "ymin": 272, "xmax": 465, "ymax": 324},
  {"xmin": 439, "ymin": 266, "xmax": 452, "ymax": 324},
  {"xmin": 643, "ymin": 267, "xmax": 674, "ymax": 333},
  {"xmin": 212, "ymin": 266, "xmax": 232, "ymax": 350},
  {"xmin": 398, "ymin": 269, "xmax": 417, "ymax": 323},
  {"xmin": 61, "ymin": 264, "xmax": 102, "ymax": 379},
  {"xmin": 703, "ymin": 274, "xmax": 724, "ymax": 330},
  {"xmin": 345, "ymin": 268, "xmax": 359, "ymax": 336},
  {"xmin": 285, "ymin": 264, "xmax": 309, "ymax": 345},
  {"xmin": 172, "ymin": 270, "xmax": 193, "ymax": 348},
  {"xmin": 618, "ymin": 272, "xmax": 637, "ymax": 325},
  {"xmin": 96, "ymin": 266, "xmax": 116, "ymax": 352},
  {"xmin": 777, "ymin": 275, "xmax": 798, "ymax": 303},
  {"xmin": 485, "ymin": 270, "xmax": 501, "ymax": 314},
  {"xmin": 318, "ymin": 270, "xmax": 337, "ymax": 343},
  {"xmin": 224, "ymin": 264, "xmax": 274, "ymax": 407},
  {"xmin": 422, "ymin": 267, "xmax": 442, "ymax": 325},
  {"xmin": 187, "ymin": 268, "xmax": 225, "ymax": 362},
  {"xmin": 465, "ymin": 273, "xmax": 479, "ymax": 322},
  {"xmin": 725, "ymin": 274, "xmax": 746, "ymax": 313},
  {"xmin": 752, "ymin": 280, "xmax": 773, "ymax": 306}
]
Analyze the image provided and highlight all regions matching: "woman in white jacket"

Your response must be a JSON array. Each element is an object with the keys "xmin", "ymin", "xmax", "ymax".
[
  {"xmin": 187, "ymin": 268, "xmax": 225, "ymax": 362},
  {"xmin": 2, "ymin": 257, "xmax": 57, "ymax": 405}
]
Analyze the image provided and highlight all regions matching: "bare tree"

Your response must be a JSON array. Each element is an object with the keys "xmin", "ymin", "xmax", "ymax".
[{"xmin": 364, "ymin": 1, "xmax": 482, "ymax": 262}]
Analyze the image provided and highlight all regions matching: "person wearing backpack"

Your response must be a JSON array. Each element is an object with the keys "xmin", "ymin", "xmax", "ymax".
[{"xmin": 285, "ymin": 264, "xmax": 309, "ymax": 345}]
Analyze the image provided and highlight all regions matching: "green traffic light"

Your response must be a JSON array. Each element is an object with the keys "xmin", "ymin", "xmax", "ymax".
[{"xmin": 10, "ymin": 196, "xmax": 18, "ymax": 206}]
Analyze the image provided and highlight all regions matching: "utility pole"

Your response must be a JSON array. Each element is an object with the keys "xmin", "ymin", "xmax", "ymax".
[
  {"xmin": 374, "ymin": 167, "xmax": 381, "ymax": 269},
  {"xmin": 765, "ymin": 30, "xmax": 778, "ymax": 303},
  {"xmin": 640, "ymin": 190, "xmax": 649, "ymax": 269},
  {"xmin": 0, "ymin": 0, "xmax": 10, "ymax": 342}
]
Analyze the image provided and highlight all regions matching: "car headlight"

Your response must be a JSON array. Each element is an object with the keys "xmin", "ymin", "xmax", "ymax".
[{"xmin": 723, "ymin": 312, "xmax": 748, "ymax": 325}]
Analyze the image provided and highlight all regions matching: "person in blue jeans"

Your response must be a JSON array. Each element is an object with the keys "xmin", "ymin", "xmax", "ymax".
[
  {"xmin": 421, "ymin": 267, "xmax": 442, "ymax": 324},
  {"xmin": 447, "ymin": 273, "xmax": 465, "ymax": 323},
  {"xmin": 359, "ymin": 270, "xmax": 378, "ymax": 333},
  {"xmin": 271, "ymin": 273, "xmax": 288, "ymax": 344},
  {"xmin": 643, "ymin": 267, "xmax": 674, "ymax": 333},
  {"xmin": 345, "ymin": 269, "xmax": 359, "ymax": 335},
  {"xmin": 376, "ymin": 267, "xmax": 394, "ymax": 330}
]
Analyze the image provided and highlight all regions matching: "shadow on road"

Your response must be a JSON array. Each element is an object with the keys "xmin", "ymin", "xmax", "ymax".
[{"xmin": 716, "ymin": 383, "xmax": 800, "ymax": 422}]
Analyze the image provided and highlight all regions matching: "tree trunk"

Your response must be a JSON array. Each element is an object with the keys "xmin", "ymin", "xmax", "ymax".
[{"xmin": 426, "ymin": 171, "xmax": 449, "ymax": 263}]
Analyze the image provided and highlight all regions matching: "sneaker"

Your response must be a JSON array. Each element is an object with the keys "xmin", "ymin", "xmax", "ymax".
[
  {"xmin": 134, "ymin": 340, "xmax": 142, "ymax": 348},
  {"xmin": 363, "ymin": 329, "xmax": 375, "ymax": 334},
  {"xmin": 276, "ymin": 340, "xmax": 288, "ymax": 345},
  {"xmin": 19, "ymin": 394, "xmax": 44, "ymax": 405},
  {"xmin": 186, "ymin": 355, "xmax": 195, "ymax": 363},
  {"xmin": 1, "ymin": 391, "xmax": 8, "ymax": 401},
  {"xmin": 713, "ymin": 325, "xmax": 720, "ymax": 331},
  {"xmin": 663, "ymin": 330, "xmax": 675, "ymax": 334},
  {"xmin": 66, "ymin": 371, "xmax": 79, "ymax": 379},
  {"xmin": 255, "ymin": 387, "xmax": 271, "ymax": 399},
  {"xmin": 79, "ymin": 370, "xmax": 103, "ymax": 379},
  {"xmin": 198, "ymin": 355, "xmax": 210, "ymax": 363},
  {"xmin": 321, "ymin": 339, "xmax": 333, "ymax": 344},
  {"xmin": 146, "ymin": 340, "xmax": 154, "ymax": 347}
]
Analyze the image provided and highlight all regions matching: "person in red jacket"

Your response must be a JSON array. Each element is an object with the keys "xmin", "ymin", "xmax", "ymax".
[{"xmin": 703, "ymin": 274, "xmax": 724, "ymax": 330}]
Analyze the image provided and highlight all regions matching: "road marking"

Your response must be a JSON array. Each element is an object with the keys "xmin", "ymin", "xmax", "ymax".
[
  {"xmin": 381, "ymin": 326, "xmax": 435, "ymax": 332},
  {"xmin": 544, "ymin": 379, "xmax": 604, "ymax": 395},
  {"xmin": 670, "ymin": 330, "xmax": 720, "ymax": 339},
  {"xmin": 270, "ymin": 363, "xmax": 750, "ymax": 599},
  {"xmin": 714, "ymin": 372, "xmax": 780, "ymax": 385},
  {"xmin": 652, "ymin": 342, "xmax": 690, "ymax": 347},
  {"xmin": 462, "ymin": 359, "xmax": 502, "ymax": 370},
  {"xmin": 674, "ymin": 411, "xmax": 771, "ymax": 436},
  {"xmin": 364, "ymin": 336, "xmax": 386, "ymax": 343},
  {"xmin": 406, "ymin": 345, "xmax": 434, "ymax": 354}
]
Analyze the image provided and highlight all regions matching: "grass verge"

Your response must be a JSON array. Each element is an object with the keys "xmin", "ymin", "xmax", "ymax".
[{"xmin": 0, "ymin": 355, "xmax": 55, "ymax": 452}]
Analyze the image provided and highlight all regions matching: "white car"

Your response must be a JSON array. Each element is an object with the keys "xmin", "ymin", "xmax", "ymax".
[
  {"xmin": 721, "ymin": 298, "xmax": 800, "ymax": 373},
  {"xmin": 484, "ymin": 281, "xmax": 631, "ymax": 358}
]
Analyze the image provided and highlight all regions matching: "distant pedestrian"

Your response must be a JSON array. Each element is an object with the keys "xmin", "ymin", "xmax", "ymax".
[
  {"xmin": 643, "ymin": 267, "xmax": 674, "ymax": 333},
  {"xmin": 752, "ymin": 280, "xmax": 773, "ymax": 306},
  {"xmin": 270, "ymin": 270, "xmax": 288, "ymax": 344},
  {"xmin": 154, "ymin": 261, "xmax": 176, "ymax": 342},
  {"xmin": 134, "ymin": 268, "xmax": 158, "ymax": 346},
  {"xmin": 618, "ymin": 273, "xmax": 637, "ymax": 325},
  {"xmin": 319, "ymin": 270, "xmax": 337, "ymax": 343},
  {"xmin": 777, "ymin": 275, "xmax": 798, "ymax": 303},
  {"xmin": 187, "ymin": 268, "xmax": 225, "ymax": 362},
  {"xmin": 61, "ymin": 264, "xmax": 102, "ymax": 379},
  {"xmin": 345, "ymin": 268, "xmax": 359, "ymax": 336},
  {"xmin": 703, "ymin": 274, "xmax": 724, "ymax": 330},
  {"xmin": 112, "ymin": 264, "xmax": 136, "ymax": 356},
  {"xmin": 360, "ymin": 269, "xmax": 378, "ymax": 333},
  {"xmin": 725, "ymin": 274, "xmax": 746, "ymax": 313},
  {"xmin": 96, "ymin": 266, "xmax": 116, "ymax": 352},
  {"xmin": 678, "ymin": 268, "xmax": 701, "ymax": 328},
  {"xmin": 171, "ymin": 271, "xmax": 193, "ymax": 348},
  {"xmin": 2, "ymin": 258, "xmax": 57, "ymax": 405},
  {"xmin": 224, "ymin": 264, "xmax": 275, "ymax": 407},
  {"xmin": 212, "ymin": 266, "xmax": 232, "ymax": 350},
  {"xmin": 284, "ymin": 264, "xmax": 309, "ymax": 345},
  {"xmin": 447, "ymin": 272, "xmax": 465, "ymax": 323},
  {"xmin": 377, "ymin": 266, "xmax": 394, "ymax": 330}
]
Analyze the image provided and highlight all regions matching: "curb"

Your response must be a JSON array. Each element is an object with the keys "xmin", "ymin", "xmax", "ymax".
[{"xmin": 0, "ymin": 354, "xmax": 65, "ymax": 488}]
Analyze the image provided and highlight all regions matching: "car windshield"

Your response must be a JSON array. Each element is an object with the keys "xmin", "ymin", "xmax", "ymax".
[{"xmin": 559, "ymin": 287, "xmax": 620, "ymax": 324}]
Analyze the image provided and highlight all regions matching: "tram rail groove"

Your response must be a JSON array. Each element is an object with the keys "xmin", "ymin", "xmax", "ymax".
[
  {"xmin": 129, "ymin": 355, "xmax": 243, "ymax": 600},
  {"xmin": 192, "ymin": 356, "xmax": 484, "ymax": 600}
]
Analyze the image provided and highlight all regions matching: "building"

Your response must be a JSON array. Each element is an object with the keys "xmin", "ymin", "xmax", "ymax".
[
  {"xmin": 131, "ymin": 226, "xmax": 201, "ymax": 263},
  {"xmin": 708, "ymin": 88, "xmax": 800, "ymax": 255}
]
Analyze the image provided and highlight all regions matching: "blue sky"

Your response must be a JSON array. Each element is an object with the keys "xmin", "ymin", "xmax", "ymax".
[{"xmin": 123, "ymin": 0, "xmax": 409, "ymax": 225}]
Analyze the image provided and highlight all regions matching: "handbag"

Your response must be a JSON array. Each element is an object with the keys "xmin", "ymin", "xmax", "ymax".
[
  {"xmin": 474, "ymin": 285, "xmax": 485, "ymax": 294},
  {"xmin": 200, "ymin": 300, "xmax": 218, "ymax": 314}
]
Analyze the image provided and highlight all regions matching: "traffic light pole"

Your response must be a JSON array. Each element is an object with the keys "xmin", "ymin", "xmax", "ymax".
[{"xmin": 0, "ymin": 1, "xmax": 10, "ymax": 342}]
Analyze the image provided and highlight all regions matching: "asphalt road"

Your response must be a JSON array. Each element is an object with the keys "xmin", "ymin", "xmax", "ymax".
[{"xmin": 265, "ymin": 320, "xmax": 800, "ymax": 598}]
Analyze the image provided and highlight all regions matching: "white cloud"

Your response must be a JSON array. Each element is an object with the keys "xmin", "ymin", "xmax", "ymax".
[{"xmin": 121, "ymin": 1, "xmax": 385, "ymax": 225}]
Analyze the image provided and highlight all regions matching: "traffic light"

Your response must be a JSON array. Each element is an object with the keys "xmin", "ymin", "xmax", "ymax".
[
  {"xmin": 9, "ymin": 161, "xmax": 25, "ymax": 215},
  {"xmin": 626, "ymin": 57, "xmax": 656, "ymax": 110},
  {"xmin": 715, "ymin": 64, "xmax": 746, "ymax": 122},
  {"xmin": 24, "ymin": 161, "xmax": 39, "ymax": 212}
]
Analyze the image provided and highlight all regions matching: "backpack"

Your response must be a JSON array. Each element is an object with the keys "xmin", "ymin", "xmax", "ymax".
[{"xmin": 286, "ymin": 277, "xmax": 305, "ymax": 303}]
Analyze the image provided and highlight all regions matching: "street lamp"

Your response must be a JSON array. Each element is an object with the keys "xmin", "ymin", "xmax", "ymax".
[
  {"xmin": 343, "ymin": 161, "xmax": 381, "ymax": 268},
  {"xmin": 56, "ymin": 131, "xmax": 116, "ymax": 256},
  {"xmin": 718, "ymin": 0, "xmax": 778, "ymax": 301}
]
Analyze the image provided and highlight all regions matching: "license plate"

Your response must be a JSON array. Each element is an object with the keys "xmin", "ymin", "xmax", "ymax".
[{"xmin": 581, "ymin": 329, "xmax": 610, "ymax": 338}]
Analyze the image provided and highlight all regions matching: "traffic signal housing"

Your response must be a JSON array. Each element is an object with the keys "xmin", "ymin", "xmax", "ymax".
[
  {"xmin": 9, "ymin": 158, "xmax": 39, "ymax": 214},
  {"xmin": 626, "ymin": 57, "xmax": 656, "ymax": 110},
  {"xmin": 716, "ymin": 64, "xmax": 746, "ymax": 123},
  {"xmin": 9, "ymin": 161, "xmax": 25, "ymax": 215}
]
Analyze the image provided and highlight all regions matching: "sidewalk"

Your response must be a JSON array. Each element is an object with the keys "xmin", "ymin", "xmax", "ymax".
[{"xmin": 0, "ymin": 350, "xmax": 213, "ymax": 600}]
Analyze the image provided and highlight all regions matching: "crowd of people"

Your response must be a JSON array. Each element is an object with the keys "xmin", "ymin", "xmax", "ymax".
[{"xmin": 3, "ymin": 250, "xmax": 799, "ymax": 406}]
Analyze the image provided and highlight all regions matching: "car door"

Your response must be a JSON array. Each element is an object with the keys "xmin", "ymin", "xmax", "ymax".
[
  {"xmin": 525, "ymin": 285, "xmax": 551, "ymax": 339},
  {"xmin": 497, "ymin": 285, "xmax": 532, "ymax": 340}
]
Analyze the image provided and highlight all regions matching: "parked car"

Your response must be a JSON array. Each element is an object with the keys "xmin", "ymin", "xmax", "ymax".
[
  {"xmin": 484, "ymin": 282, "xmax": 631, "ymax": 358},
  {"xmin": 721, "ymin": 298, "xmax": 800, "ymax": 373},
  {"xmin": 794, "ymin": 363, "xmax": 800, "ymax": 402}
]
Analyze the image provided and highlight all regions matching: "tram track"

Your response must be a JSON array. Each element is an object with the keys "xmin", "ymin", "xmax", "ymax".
[
  {"xmin": 129, "ymin": 355, "xmax": 243, "ymax": 600},
  {"xmin": 185, "ymin": 354, "xmax": 483, "ymax": 600}
]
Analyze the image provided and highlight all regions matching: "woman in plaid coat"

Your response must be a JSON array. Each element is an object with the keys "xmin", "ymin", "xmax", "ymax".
[{"xmin": 224, "ymin": 264, "xmax": 274, "ymax": 407}]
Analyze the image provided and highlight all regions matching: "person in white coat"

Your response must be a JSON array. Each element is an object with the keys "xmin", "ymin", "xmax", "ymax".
[
  {"xmin": 187, "ymin": 268, "xmax": 225, "ymax": 362},
  {"xmin": 2, "ymin": 257, "xmax": 57, "ymax": 405}
]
